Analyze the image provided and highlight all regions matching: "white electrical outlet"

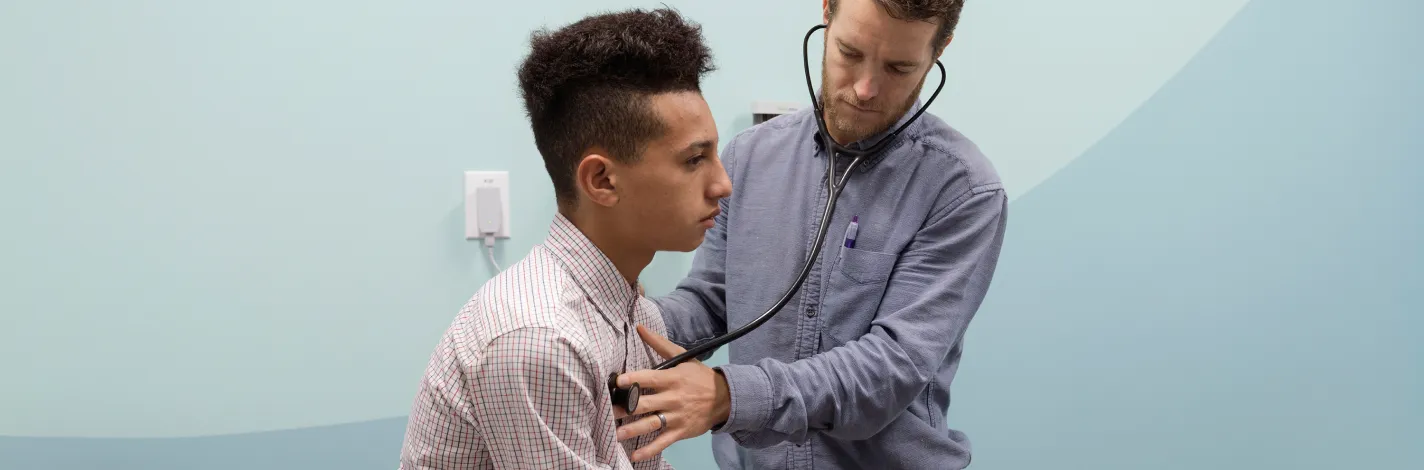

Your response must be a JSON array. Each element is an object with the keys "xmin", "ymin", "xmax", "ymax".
[{"xmin": 465, "ymin": 171, "xmax": 511, "ymax": 240}]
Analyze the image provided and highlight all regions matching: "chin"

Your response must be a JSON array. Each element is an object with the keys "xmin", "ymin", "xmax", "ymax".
[
  {"xmin": 672, "ymin": 239, "xmax": 703, "ymax": 252},
  {"xmin": 667, "ymin": 232, "xmax": 706, "ymax": 252}
]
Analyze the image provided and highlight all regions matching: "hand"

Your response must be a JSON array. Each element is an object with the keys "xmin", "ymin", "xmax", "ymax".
[{"xmin": 614, "ymin": 325, "xmax": 731, "ymax": 462}]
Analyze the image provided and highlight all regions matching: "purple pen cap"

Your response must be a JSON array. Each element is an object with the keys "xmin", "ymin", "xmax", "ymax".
[{"xmin": 852, "ymin": 215, "xmax": 859, "ymax": 223}]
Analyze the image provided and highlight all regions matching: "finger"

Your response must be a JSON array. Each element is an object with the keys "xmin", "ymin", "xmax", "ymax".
[
  {"xmin": 615, "ymin": 368, "xmax": 674, "ymax": 390},
  {"xmin": 636, "ymin": 324, "xmax": 687, "ymax": 360},
  {"xmin": 617, "ymin": 389, "xmax": 675, "ymax": 416},
  {"xmin": 630, "ymin": 427, "xmax": 683, "ymax": 462},
  {"xmin": 615, "ymin": 412, "xmax": 664, "ymax": 441}
]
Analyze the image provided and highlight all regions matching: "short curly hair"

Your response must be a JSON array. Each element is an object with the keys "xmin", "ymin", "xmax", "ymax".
[
  {"xmin": 516, "ymin": 8, "xmax": 716, "ymax": 208},
  {"xmin": 829, "ymin": 0, "xmax": 965, "ymax": 52}
]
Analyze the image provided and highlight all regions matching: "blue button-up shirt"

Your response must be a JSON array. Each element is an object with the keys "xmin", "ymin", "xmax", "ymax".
[{"xmin": 652, "ymin": 102, "xmax": 1008, "ymax": 470}]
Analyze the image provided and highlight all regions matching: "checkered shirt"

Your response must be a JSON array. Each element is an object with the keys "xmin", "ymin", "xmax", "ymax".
[{"xmin": 399, "ymin": 214, "xmax": 674, "ymax": 469}]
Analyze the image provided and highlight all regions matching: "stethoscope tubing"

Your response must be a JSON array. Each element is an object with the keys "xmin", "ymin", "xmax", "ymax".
[{"xmin": 614, "ymin": 23, "xmax": 948, "ymax": 414}]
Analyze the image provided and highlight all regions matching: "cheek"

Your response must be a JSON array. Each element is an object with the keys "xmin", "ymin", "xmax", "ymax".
[
  {"xmin": 883, "ymin": 79, "xmax": 912, "ymax": 101},
  {"xmin": 831, "ymin": 66, "xmax": 857, "ymax": 90},
  {"xmin": 626, "ymin": 177, "xmax": 684, "ymax": 220}
]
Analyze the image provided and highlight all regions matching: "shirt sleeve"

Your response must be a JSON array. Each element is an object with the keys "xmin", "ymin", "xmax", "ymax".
[
  {"xmin": 716, "ymin": 187, "xmax": 1008, "ymax": 446},
  {"xmin": 399, "ymin": 327, "xmax": 482, "ymax": 469},
  {"xmin": 399, "ymin": 325, "xmax": 629, "ymax": 469}
]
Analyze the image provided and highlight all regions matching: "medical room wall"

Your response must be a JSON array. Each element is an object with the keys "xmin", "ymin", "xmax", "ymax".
[{"xmin": 1, "ymin": 0, "xmax": 1419, "ymax": 469}]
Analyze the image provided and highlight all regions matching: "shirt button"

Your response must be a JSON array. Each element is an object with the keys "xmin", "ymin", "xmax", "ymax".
[{"xmin": 805, "ymin": 307, "xmax": 817, "ymax": 318}]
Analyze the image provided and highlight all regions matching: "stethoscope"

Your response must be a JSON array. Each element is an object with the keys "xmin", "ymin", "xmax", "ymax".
[{"xmin": 610, "ymin": 23, "xmax": 947, "ymax": 414}]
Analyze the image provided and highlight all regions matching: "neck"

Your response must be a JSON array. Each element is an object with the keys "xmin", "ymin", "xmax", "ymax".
[{"xmin": 563, "ymin": 208, "xmax": 652, "ymax": 287}]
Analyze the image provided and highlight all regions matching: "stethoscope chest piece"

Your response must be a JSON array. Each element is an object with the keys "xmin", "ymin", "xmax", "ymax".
[{"xmin": 609, "ymin": 372, "xmax": 641, "ymax": 414}]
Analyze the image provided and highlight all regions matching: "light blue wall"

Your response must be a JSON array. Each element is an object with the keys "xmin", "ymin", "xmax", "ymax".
[{"xmin": 2, "ymin": 0, "xmax": 1420, "ymax": 468}]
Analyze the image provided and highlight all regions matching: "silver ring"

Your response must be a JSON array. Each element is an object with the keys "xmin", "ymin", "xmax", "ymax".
[{"xmin": 655, "ymin": 412, "xmax": 667, "ymax": 430}]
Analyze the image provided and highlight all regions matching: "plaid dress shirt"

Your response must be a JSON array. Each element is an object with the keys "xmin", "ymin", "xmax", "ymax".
[{"xmin": 399, "ymin": 214, "xmax": 674, "ymax": 469}]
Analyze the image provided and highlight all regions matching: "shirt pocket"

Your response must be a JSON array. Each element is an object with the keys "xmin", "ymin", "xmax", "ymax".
[{"xmin": 819, "ymin": 245, "xmax": 898, "ymax": 351}]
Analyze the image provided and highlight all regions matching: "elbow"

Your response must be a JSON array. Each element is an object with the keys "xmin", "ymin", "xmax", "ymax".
[
  {"xmin": 729, "ymin": 430, "xmax": 795, "ymax": 450},
  {"xmin": 822, "ymin": 397, "xmax": 902, "ymax": 441},
  {"xmin": 826, "ymin": 367, "xmax": 936, "ymax": 441},
  {"xmin": 825, "ymin": 417, "xmax": 894, "ymax": 441}
]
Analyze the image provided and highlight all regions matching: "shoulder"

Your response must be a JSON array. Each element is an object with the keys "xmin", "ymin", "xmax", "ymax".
[
  {"xmin": 908, "ymin": 111, "xmax": 1003, "ymax": 197},
  {"xmin": 480, "ymin": 326, "xmax": 596, "ymax": 376},
  {"xmin": 877, "ymin": 110, "xmax": 1002, "ymax": 223},
  {"xmin": 445, "ymin": 246, "xmax": 598, "ymax": 361},
  {"xmin": 719, "ymin": 107, "xmax": 818, "ymax": 169}
]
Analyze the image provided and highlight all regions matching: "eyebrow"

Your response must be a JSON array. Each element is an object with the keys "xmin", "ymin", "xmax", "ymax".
[
  {"xmin": 682, "ymin": 139, "xmax": 714, "ymax": 154},
  {"xmin": 836, "ymin": 39, "xmax": 862, "ymax": 55},
  {"xmin": 837, "ymin": 39, "xmax": 920, "ymax": 68}
]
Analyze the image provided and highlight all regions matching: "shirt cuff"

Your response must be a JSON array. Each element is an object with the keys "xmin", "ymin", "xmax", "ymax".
[{"xmin": 712, "ymin": 363, "xmax": 772, "ymax": 434}]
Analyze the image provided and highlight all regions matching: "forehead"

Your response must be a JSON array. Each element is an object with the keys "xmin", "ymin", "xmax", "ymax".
[
  {"xmin": 832, "ymin": 0, "xmax": 938, "ymax": 58},
  {"xmin": 646, "ymin": 91, "xmax": 716, "ymax": 144}
]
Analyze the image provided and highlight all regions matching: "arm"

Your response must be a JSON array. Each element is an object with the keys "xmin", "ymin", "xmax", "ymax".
[
  {"xmin": 400, "ymin": 326, "xmax": 626, "ymax": 469},
  {"xmin": 399, "ymin": 329, "xmax": 482, "ymax": 469},
  {"xmin": 715, "ymin": 187, "xmax": 1008, "ymax": 446},
  {"xmin": 475, "ymin": 328, "xmax": 626, "ymax": 469}
]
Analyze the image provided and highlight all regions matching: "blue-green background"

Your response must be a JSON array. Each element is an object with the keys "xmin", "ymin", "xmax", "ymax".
[{"xmin": 2, "ymin": 0, "xmax": 1419, "ymax": 468}]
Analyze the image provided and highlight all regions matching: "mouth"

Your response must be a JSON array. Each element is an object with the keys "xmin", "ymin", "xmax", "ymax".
[
  {"xmin": 699, "ymin": 209, "xmax": 720, "ymax": 227},
  {"xmin": 841, "ymin": 99, "xmax": 879, "ymax": 114}
]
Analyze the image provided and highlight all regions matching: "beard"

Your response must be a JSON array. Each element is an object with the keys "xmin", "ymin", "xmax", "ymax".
[{"xmin": 819, "ymin": 54, "xmax": 929, "ymax": 145}]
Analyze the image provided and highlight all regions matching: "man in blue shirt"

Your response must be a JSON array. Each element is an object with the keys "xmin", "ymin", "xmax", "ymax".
[{"xmin": 614, "ymin": 0, "xmax": 1006, "ymax": 468}]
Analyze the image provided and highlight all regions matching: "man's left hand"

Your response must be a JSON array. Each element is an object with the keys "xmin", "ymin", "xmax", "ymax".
[{"xmin": 614, "ymin": 324, "xmax": 731, "ymax": 462}]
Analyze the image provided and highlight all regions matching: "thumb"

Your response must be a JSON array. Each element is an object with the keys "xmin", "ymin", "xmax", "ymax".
[{"xmin": 636, "ymin": 324, "xmax": 686, "ymax": 360}]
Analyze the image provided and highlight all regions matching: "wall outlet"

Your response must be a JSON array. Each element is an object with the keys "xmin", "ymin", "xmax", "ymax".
[{"xmin": 464, "ymin": 171, "xmax": 510, "ymax": 240}]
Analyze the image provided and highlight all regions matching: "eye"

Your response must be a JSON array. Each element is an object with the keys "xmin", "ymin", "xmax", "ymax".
[
  {"xmin": 685, "ymin": 154, "xmax": 706, "ymax": 167},
  {"xmin": 888, "ymin": 65, "xmax": 913, "ymax": 75},
  {"xmin": 840, "ymin": 47, "xmax": 861, "ymax": 60}
]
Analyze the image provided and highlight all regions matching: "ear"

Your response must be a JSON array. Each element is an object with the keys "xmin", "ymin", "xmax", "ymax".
[
  {"xmin": 934, "ymin": 34, "xmax": 954, "ymax": 59},
  {"xmin": 822, "ymin": 0, "xmax": 831, "ymax": 25},
  {"xmin": 574, "ymin": 150, "xmax": 620, "ymax": 208}
]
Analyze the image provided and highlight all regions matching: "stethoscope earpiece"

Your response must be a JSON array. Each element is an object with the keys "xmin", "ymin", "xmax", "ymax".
[{"xmin": 613, "ymin": 23, "xmax": 948, "ymax": 384}]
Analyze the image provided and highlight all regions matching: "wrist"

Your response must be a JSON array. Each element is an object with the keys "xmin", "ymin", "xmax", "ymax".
[{"xmin": 713, "ymin": 368, "xmax": 731, "ymax": 425}]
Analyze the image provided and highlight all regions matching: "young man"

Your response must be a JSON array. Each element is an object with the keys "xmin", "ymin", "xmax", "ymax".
[
  {"xmin": 614, "ymin": 1, "xmax": 1006, "ymax": 469},
  {"xmin": 398, "ymin": 8, "xmax": 730, "ymax": 470}
]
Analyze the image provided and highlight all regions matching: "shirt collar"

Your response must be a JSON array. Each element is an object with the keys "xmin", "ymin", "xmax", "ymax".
[
  {"xmin": 543, "ymin": 213, "xmax": 639, "ymax": 331},
  {"xmin": 811, "ymin": 98, "xmax": 923, "ymax": 170}
]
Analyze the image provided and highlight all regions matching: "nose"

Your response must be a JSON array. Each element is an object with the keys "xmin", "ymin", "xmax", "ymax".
[
  {"xmin": 853, "ymin": 69, "xmax": 880, "ymax": 102},
  {"xmin": 708, "ymin": 158, "xmax": 732, "ymax": 200}
]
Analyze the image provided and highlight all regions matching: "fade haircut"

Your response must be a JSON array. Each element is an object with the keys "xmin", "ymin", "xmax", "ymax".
[
  {"xmin": 828, "ymin": 0, "xmax": 964, "ymax": 53},
  {"xmin": 516, "ymin": 8, "xmax": 716, "ymax": 208}
]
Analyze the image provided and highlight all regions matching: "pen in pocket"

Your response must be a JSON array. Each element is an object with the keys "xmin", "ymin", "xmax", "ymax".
[{"xmin": 843, "ymin": 215, "xmax": 858, "ymax": 249}]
